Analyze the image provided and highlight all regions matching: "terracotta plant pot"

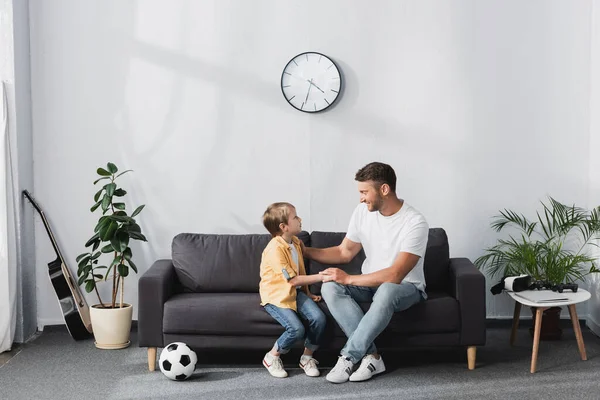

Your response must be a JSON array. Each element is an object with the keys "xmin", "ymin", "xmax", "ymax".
[
  {"xmin": 529, "ymin": 306, "xmax": 562, "ymax": 340},
  {"xmin": 89, "ymin": 303, "xmax": 133, "ymax": 349}
]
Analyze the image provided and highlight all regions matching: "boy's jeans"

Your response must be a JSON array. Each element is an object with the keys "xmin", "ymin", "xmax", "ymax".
[
  {"xmin": 321, "ymin": 281, "xmax": 424, "ymax": 364},
  {"xmin": 263, "ymin": 290, "xmax": 327, "ymax": 353}
]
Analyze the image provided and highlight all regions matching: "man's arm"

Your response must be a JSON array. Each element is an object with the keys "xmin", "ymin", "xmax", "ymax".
[
  {"xmin": 302, "ymin": 237, "xmax": 363, "ymax": 265},
  {"xmin": 321, "ymin": 251, "xmax": 421, "ymax": 287}
]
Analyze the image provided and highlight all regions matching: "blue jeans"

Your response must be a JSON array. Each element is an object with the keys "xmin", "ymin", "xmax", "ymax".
[
  {"xmin": 263, "ymin": 290, "xmax": 327, "ymax": 353},
  {"xmin": 321, "ymin": 281, "xmax": 424, "ymax": 364}
]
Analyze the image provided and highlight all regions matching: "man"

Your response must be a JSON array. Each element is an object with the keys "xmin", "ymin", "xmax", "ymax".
[{"xmin": 303, "ymin": 162, "xmax": 429, "ymax": 383}]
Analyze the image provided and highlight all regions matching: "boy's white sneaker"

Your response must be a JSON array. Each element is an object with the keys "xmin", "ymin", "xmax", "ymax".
[
  {"xmin": 299, "ymin": 355, "xmax": 320, "ymax": 377},
  {"xmin": 326, "ymin": 356, "xmax": 354, "ymax": 383},
  {"xmin": 263, "ymin": 352, "xmax": 288, "ymax": 378},
  {"xmin": 349, "ymin": 354, "xmax": 386, "ymax": 382}
]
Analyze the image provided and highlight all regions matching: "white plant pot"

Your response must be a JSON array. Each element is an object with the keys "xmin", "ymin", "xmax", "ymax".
[{"xmin": 90, "ymin": 303, "xmax": 133, "ymax": 349}]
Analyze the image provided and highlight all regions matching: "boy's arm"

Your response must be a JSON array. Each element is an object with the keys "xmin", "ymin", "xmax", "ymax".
[{"xmin": 288, "ymin": 274, "xmax": 323, "ymax": 287}]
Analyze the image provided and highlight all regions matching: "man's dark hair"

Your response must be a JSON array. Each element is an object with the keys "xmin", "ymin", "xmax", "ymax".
[{"xmin": 355, "ymin": 162, "xmax": 397, "ymax": 193}]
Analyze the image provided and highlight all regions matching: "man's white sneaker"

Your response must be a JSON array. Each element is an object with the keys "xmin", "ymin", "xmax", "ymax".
[
  {"xmin": 349, "ymin": 354, "xmax": 386, "ymax": 382},
  {"xmin": 299, "ymin": 355, "xmax": 320, "ymax": 377},
  {"xmin": 326, "ymin": 356, "xmax": 355, "ymax": 383},
  {"xmin": 263, "ymin": 352, "xmax": 288, "ymax": 378}
]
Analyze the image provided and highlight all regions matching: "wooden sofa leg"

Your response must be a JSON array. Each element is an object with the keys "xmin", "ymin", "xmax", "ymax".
[
  {"xmin": 148, "ymin": 347, "xmax": 157, "ymax": 371},
  {"xmin": 467, "ymin": 346, "xmax": 476, "ymax": 370}
]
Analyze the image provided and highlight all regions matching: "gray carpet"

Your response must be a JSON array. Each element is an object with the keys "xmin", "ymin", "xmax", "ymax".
[{"xmin": 1, "ymin": 324, "xmax": 600, "ymax": 400}]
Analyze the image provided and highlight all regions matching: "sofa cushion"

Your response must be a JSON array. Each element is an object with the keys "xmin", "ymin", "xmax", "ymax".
[
  {"xmin": 163, "ymin": 291, "xmax": 459, "ymax": 338},
  {"xmin": 171, "ymin": 231, "xmax": 312, "ymax": 293},
  {"xmin": 171, "ymin": 233, "xmax": 270, "ymax": 292},
  {"xmin": 163, "ymin": 293, "xmax": 286, "ymax": 336}
]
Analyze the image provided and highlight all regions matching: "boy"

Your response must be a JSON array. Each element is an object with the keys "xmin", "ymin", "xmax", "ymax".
[{"xmin": 259, "ymin": 202, "xmax": 327, "ymax": 378}]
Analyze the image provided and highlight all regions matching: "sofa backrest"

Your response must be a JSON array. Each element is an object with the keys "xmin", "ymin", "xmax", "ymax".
[
  {"xmin": 171, "ymin": 231, "xmax": 311, "ymax": 293},
  {"xmin": 309, "ymin": 228, "xmax": 450, "ymax": 294},
  {"xmin": 171, "ymin": 229, "xmax": 449, "ymax": 294}
]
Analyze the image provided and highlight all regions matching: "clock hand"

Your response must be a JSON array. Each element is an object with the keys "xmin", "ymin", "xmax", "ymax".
[
  {"xmin": 305, "ymin": 79, "xmax": 313, "ymax": 104},
  {"xmin": 307, "ymin": 80, "xmax": 325, "ymax": 93}
]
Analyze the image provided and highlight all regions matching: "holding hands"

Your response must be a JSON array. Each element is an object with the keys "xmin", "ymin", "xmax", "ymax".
[{"xmin": 319, "ymin": 268, "xmax": 350, "ymax": 285}]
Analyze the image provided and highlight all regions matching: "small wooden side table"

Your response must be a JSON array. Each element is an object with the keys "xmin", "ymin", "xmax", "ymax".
[{"xmin": 507, "ymin": 288, "xmax": 590, "ymax": 373}]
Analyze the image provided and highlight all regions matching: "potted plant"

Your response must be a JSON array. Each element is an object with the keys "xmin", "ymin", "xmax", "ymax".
[
  {"xmin": 475, "ymin": 197, "xmax": 600, "ymax": 339},
  {"xmin": 76, "ymin": 162, "xmax": 147, "ymax": 349}
]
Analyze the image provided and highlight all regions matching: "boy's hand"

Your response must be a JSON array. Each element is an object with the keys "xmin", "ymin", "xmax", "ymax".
[{"xmin": 309, "ymin": 294, "xmax": 322, "ymax": 302}]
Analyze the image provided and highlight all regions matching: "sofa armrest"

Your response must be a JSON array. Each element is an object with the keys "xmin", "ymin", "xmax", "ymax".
[
  {"xmin": 138, "ymin": 259, "xmax": 177, "ymax": 348},
  {"xmin": 449, "ymin": 258, "xmax": 486, "ymax": 346}
]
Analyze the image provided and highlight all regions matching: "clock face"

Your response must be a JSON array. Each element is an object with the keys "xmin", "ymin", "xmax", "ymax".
[{"xmin": 281, "ymin": 52, "xmax": 342, "ymax": 113}]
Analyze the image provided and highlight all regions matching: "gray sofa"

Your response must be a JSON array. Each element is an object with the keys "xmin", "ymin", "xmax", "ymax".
[{"xmin": 139, "ymin": 228, "xmax": 486, "ymax": 371}]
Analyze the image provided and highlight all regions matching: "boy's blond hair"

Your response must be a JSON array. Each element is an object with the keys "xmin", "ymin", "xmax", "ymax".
[{"xmin": 263, "ymin": 202, "xmax": 294, "ymax": 237}]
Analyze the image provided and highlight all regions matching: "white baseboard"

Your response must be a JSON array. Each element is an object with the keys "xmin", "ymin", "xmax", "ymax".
[{"xmin": 37, "ymin": 318, "xmax": 64, "ymax": 331}]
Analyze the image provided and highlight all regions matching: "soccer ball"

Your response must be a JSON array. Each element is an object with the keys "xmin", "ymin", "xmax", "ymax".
[{"xmin": 159, "ymin": 342, "xmax": 198, "ymax": 381}]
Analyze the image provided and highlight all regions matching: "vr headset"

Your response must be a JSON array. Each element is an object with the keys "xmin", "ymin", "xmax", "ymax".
[{"xmin": 490, "ymin": 274, "xmax": 531, "ymax": 295}]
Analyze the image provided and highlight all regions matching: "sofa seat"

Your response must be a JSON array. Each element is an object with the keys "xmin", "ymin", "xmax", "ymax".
[
  {"xmin": 163, "ymin": 293, "xmax": 285, "ymax": 336},
  {"xmin": 163, "ymin": 291, "xmax": 460, "ymax": 338}
]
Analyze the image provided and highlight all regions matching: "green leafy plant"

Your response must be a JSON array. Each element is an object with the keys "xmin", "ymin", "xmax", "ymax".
[
  {"xmin": 76, "ymin": 162, "xmax": 147, "ymax": 308},
  {"xmin": 475, "ymin": 197, "xmax": 600, "ymax": 285}
]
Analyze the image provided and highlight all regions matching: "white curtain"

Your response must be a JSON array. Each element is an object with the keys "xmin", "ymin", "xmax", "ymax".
[{"xmin": 0, "ymin": 81, "xmax": 16, "ymax": 353}]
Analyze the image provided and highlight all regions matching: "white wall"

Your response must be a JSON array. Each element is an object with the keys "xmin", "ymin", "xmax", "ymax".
[
  {"xmin": 28, "ymin": 0, "xmax": 596, "ymax": 326},
  {"xmin": 587, "ymin": 1, "xmax": 600, "ymax": 336}
]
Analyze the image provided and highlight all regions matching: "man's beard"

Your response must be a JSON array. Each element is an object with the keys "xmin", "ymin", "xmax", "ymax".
[{"xmin": 368, "ymin": 195, "xmax": 384, "ymax": 212}]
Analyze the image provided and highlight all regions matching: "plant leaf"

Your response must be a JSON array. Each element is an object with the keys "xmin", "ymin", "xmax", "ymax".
[
  {"xmin": 85, "ymin": 280, "xmax": 95, "ymax": 293},
  {"xmin": 85, "ymin": 233, "xmax": 100, "ymax": 247},
  {"xmin": 114, "ymin": 189, "xmax": 127, "ymax": 197},
  {"xmin": 115, "ymin": 169, "xmax": 133, "ymax": 178},
  {"xmin": 129, "ymin": 232, "xmax": 147, "ymax": 241},
  {"xmin": 93, "ymin": 176, "xmax": 110, "ymax": 185},
  {"xmin": 105, "ymin": 183, "xmax": 116, "ymax": 197},
  {"xmin": 110, "ymin": 231, "xmax": 129, "ymax": 252},
  {"xmin": 99, "ymin": 220, "xmax": 118, "ymax": 241},
  {"xmin": 128, "ymin": 259, "xmax": 138, "ymax": 274},
  {"xmin": 97, "ymin": 168, "xmax": 111, "ymax": 176},
  {"xmin": 131, "ymin": 205, "xmax": 145, "ymax": 218},
  {"xmin": 117, "ymin": 263, "xmax": 129, "ymax": 277},
  {"xmin": 101, "ymin": 244, "xmax": 114, "ymax": 253},
  {"xmin": 107, "ymin": 162, "xmax": 118, "ymax": 174},
  {"xmin": 101, "ymin": 194, "xmax": 111, "ymax": 212},
  {"xmin": 94, "ymin": 189, "xmax": 103, "ymax": 202},
  {"xmin": 113, "ymin": 202, "xmax": 126, "ymax": 210}
]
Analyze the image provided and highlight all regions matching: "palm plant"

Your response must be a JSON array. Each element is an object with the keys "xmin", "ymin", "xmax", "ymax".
[
  {"xmin": 76, "ymin": 162, "xmax": 147, "ymax": 308},
  {"xmin": 475, "ymin": 197, "xmax": 600, "ymax": 285}
]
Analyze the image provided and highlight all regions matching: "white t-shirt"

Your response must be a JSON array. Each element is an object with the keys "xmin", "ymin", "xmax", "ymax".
[{"xmin": 346, "ymin": 202, "xmax": 429, "ymax": 293}]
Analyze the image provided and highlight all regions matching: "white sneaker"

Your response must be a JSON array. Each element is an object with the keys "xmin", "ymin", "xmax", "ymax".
[
  {"xmin": 349, "ymin": 354, "xmax": 386, "ymax": 382},
  {"xmin": 299, "ymin": 355, "xmax": 320, "ymax": 377},
  {"xmin": 263, "ymin": 352, "xmax": 288, "ymax": 378},
  {"xmin": 326, "ymin": 356, "xmax": 354, "ymax": 383}
]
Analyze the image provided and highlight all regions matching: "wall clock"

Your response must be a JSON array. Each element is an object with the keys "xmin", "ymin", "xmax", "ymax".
[{"xmin": 280, "ymin": 52, "xmax": 342, "ymax": 113}]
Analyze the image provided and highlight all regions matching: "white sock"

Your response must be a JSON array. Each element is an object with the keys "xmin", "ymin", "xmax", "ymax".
[
  {"xmin": 265, "ymin": 352, "xmax": 278, "ymax": 361},
  {"xmin": 300, "ymin": 355, "xmax": 313, "ymax": 362}
]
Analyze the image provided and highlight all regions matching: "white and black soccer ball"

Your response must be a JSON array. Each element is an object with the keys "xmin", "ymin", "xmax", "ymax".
[{"xmin": 159, "ymin": 342, "xmax": 198, "ymax": 381}]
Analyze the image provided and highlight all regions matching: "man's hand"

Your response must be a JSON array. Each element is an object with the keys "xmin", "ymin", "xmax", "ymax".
[
  {"xmin": 299, "ymin": 240, "xmax": 306, "ymax": 254},
  {"xmin": 309, "ymin": 293, "xmax": 322, "ymax": 302},
  {"xmin": 320, "ymin": 268, "xmax": 351, "ymax": 285}
]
